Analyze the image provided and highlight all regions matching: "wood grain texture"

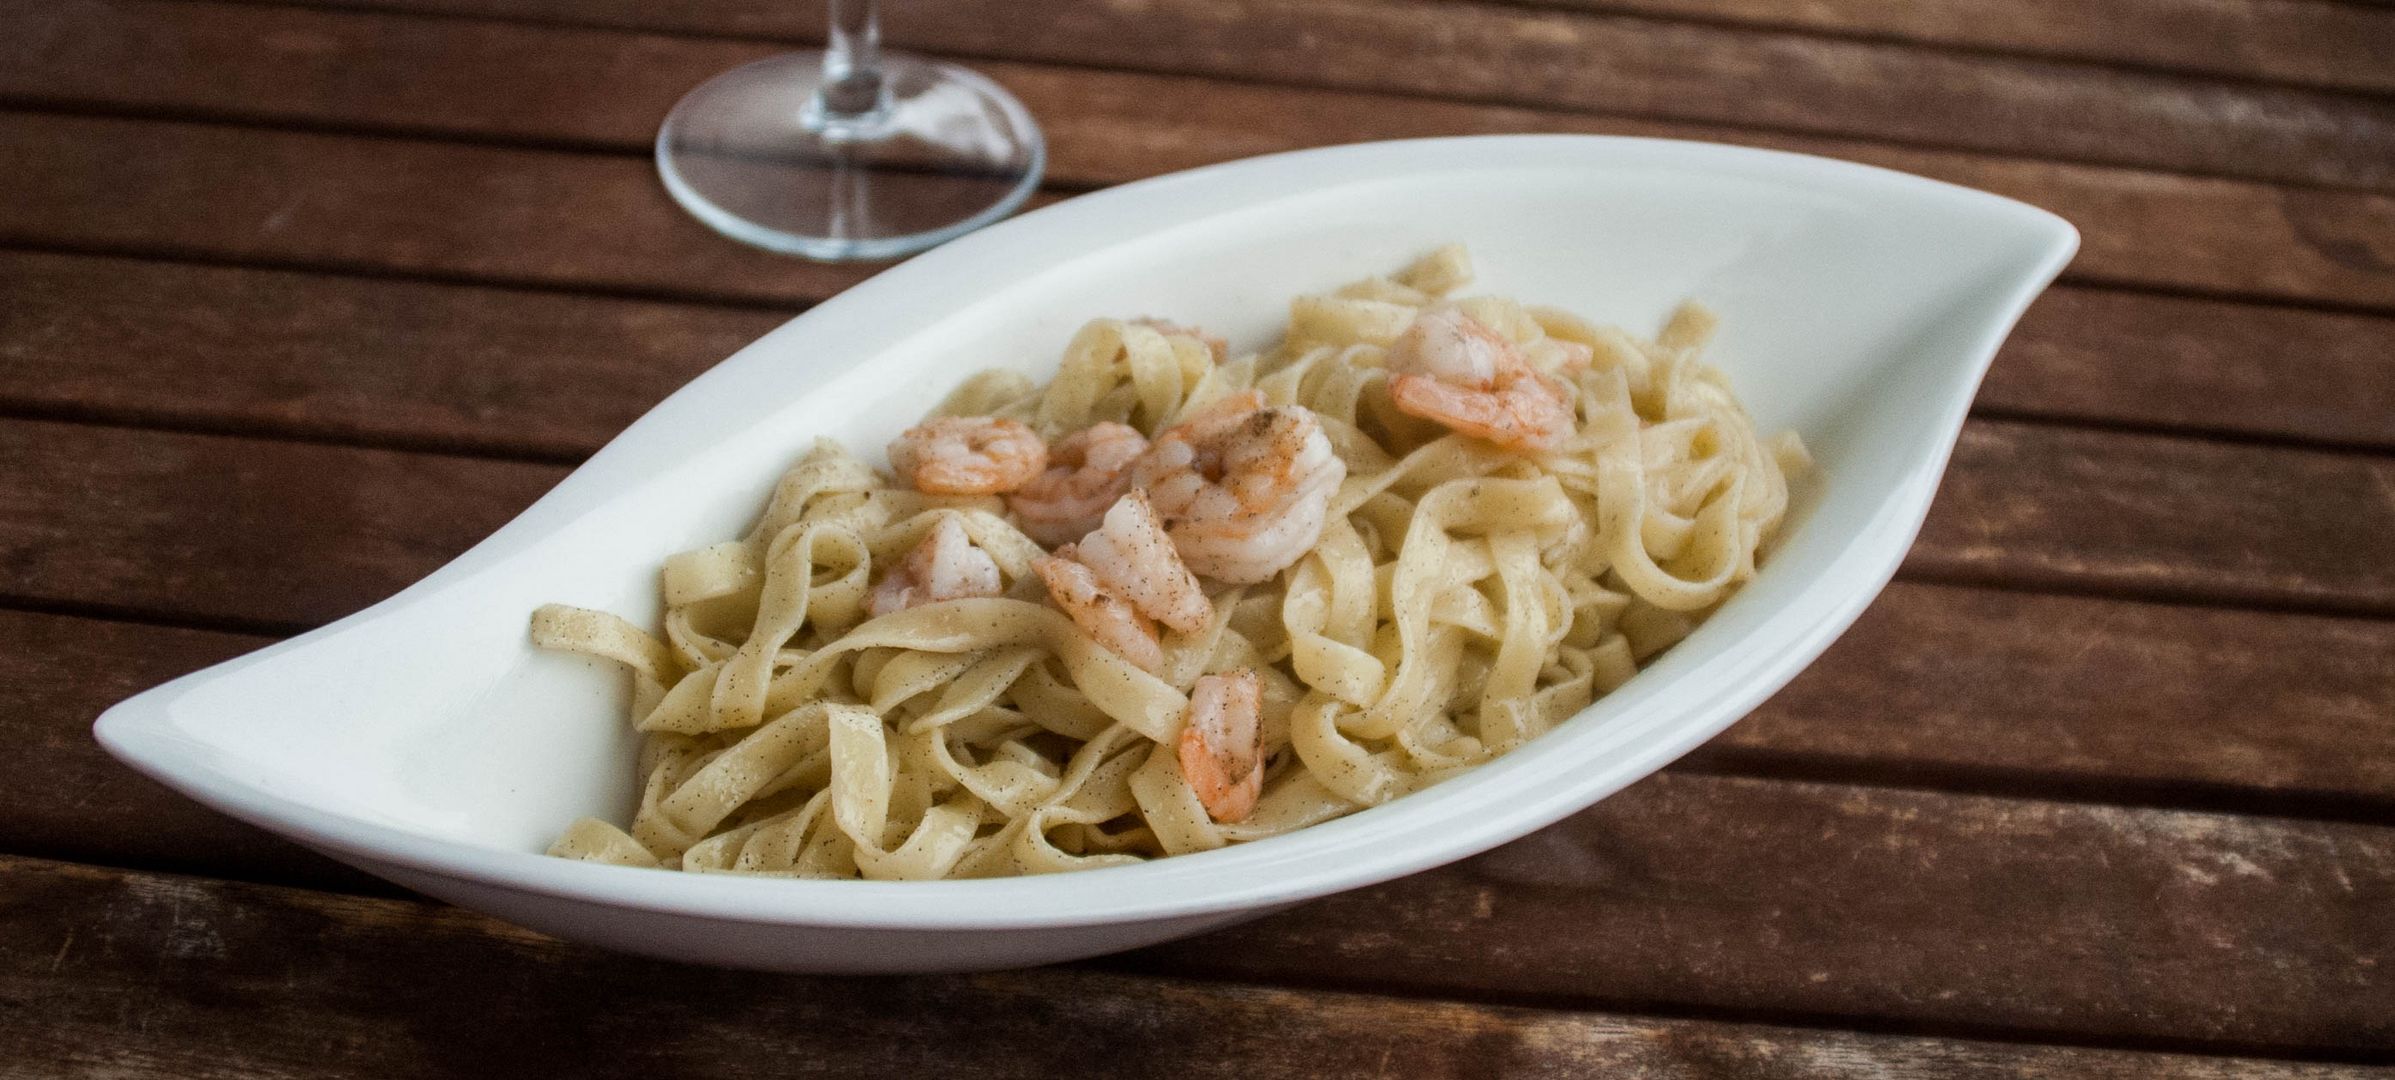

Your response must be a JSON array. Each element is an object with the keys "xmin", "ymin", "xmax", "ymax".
[
  {"xmin": 0, "ymin": 0, "xmax": 2386, "ymax": 1070},
  {"xmin": 0, "ymin": 420, "xmax": 562, "ymax": 630},
  {"xmin": 261, "ymin": 0, "xmax": 2395, "ymax": 192},
  {"xmin": 1910, "ymin": 421, "xmax": 2395, "ymax": 614},
  {"xmin": 3, "ymin": 856, "xmax": 2374, "ymax": 1080},
  {"xmin": 0, "ymin": 251, "xmax": 784, "ymax": 460},
  {"xmin": 1980, "ymin": 288, "xmax": 2395, "ymax": 450},
  {"xmin": 1461, "ymin": 0, "xmax": 2395, "ymax": 96},
  {"xmin": 7, "ymin": 2, "xmax": 2395, "ymax": 311},
  {"xmin": 1706, "ymin": 583, "xmax": 2395, "ymax": 809},
  {"xmin": 20, "ymin": 0, "xmax": 2395, "ymax": 138},
  {"xmin": 1139, "ymin": 772, "xmax": 2395, "ymax": 1052},
  {"xmin": 4, "ymin": 251, "xmax": 2387, "ymax": 464},
  {"xmin": 0, "ymin": 610, "xmax": 374, "ymax": 892},
  {"xmin": 0, "ymin": 112, "xmax": 883, "ymax": 307}
]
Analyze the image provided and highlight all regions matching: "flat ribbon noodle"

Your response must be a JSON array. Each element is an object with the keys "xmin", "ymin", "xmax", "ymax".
[{"xmin": 529, "ymin": 246, "xmax": 1805, "ymax": 879}]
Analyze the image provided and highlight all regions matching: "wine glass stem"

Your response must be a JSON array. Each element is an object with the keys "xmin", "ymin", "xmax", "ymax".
[{"xmin": 817, "ymin": 0, "xmax": 886, "ymax": 125}]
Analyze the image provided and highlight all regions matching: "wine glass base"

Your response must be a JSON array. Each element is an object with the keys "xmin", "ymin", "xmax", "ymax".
[{"xmin": 657, "ymin": 51, "xmax": 1045, "ymax": 262}]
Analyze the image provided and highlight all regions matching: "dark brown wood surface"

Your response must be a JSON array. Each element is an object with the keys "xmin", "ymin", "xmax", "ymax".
[
  {"xmin": 2, "ymin": 0, "xmax": 2390, "ymax": 1074},
  {"xmin": 5, "ymin": 855, "xmax": 2377, "ymax": 1080},
  {"xmin": 6, "ymin": 250, "xmax": 2389, "ymax": 458},
  {"xmin": 9, "ymin": 1, "xmax": 2395, "ymax": 311},
  {"xmin": 281, "ymin": 0, "xmax": 2395, "ymax": 191},
  {"xmin": 1458, "ymin": 0, "xmax": 2395, "ymax": 96}
]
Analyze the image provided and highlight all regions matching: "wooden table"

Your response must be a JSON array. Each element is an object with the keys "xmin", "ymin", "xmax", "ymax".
[{"xmin": 3, "ymin": 0, "xmax": 2390, "ymax": 1074}]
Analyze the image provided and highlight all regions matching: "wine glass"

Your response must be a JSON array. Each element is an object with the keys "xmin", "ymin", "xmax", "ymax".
[{"xmin": 656, "ymin": 0, "xmax": 1044, "ymax": 261}]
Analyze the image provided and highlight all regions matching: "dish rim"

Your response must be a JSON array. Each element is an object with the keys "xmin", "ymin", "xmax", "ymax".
[{"xmin": 95, "ymin": 133, "xmax": 2079, "ymax": 932}]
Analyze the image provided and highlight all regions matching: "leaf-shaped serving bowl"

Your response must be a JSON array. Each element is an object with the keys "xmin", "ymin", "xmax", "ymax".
[{"xmin": 97, "ymin": 136, "xmax": 2076, "ymax": 973}]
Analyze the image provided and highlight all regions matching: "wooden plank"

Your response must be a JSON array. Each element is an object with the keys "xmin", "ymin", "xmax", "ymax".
[
  {"xmin": 0, "ymin": 0, "xmax": 734, "ymax": 152},
  {"xmin": 5, "ymin": 251, "xmax": 2387, "ymax": 462},
  {"xmin": 1703, "ymin": 582, "xmax": 2395, "ymax": 811},
  {"xmin": 1137, "ymin": 772, "xmax": 2395, "ymax": 1052},
  {"xmin": 269, "ymin": 0, "xmax": 2395, "ymax": 193},
  {"xmin": 1463, "ymin": 0, "xmax": 2395, "ymax": 96},
  {"xmin": 1909, "ymin": 422, "xmax": 2395, "ymax": 615},
  {"xmin": 7, "ymin": 3, "xmax": 2395, "ymax": 312},
  {"xmin": 1981, "ymin": 288, "xmax": 2395, "ymax": 450},
  {"xmin": 0, "ymin": 113, "xmax": 881, "ymax": 308},
  {"xmin": 3, "ymin": 858, "xmax": 2369, "ymax": 1080},
  {"xmin": 0, "ymin": 421, "xmax": 563, "ymax": 630},
  {"xmin": 0, "ymin": 251, "xmax": 785, "ymax": 461},
  {"xmin": 0, "ymin": 610, "xmax": 375, "ymax": 893}
]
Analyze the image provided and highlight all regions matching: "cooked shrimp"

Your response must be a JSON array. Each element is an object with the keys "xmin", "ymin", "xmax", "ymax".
[
  {"xmin": 1385, "ymin": 306, "xmax": 1573, "ymax": 453},
  {"xmin": 1132, "ymin": 317, "xmax": 1228, "ymax": 363},
  {"xmin": 1033, "ymin": 491, "xmax": 1212, "ymax": 670},
  {"xmin": 888, "ymin": 416, "xmax": 1048, "ymax": 495},
  {"xmin": 1009, "ymin": 421, "xmax": 1148, "ymax": 547},
  {"xmin": 1073, "ymin": 490, "xmax": 1212, "ymax": 633},
  {"xmin": 1131, "ymin": 392, "xmax": 1346, "ymax": 585},
  {"xmin": 1177, "ymin": 669, "xmax": 1263, "ymax": 823},
  {"xmin": 1033, "ymin": 548, "xmax": 1164, "ymax": 673},
  {"xmin": 867, "ymin": 516, "xmax": 1002, "ymax": 617}
]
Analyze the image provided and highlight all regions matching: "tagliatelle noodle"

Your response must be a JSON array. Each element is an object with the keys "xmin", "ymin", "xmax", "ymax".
[{"xmin": 530, "ymin": 244, "xmax": 1805, "ymax": 879}]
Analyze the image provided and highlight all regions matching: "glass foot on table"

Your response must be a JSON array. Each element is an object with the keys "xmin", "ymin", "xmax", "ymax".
[{"xmin": 657, "ymin": 51, "xmax": 1045, "ymax": 262}]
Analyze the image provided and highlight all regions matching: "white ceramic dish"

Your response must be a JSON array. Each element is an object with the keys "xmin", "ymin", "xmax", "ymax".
[{"xmin": 96, "ymin": 135, "xmax": 2075, "ymax": 973}]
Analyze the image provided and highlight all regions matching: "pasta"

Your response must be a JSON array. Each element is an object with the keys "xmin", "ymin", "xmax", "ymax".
[{"xmin": 532, "ymin": 245, "xmax": 1808, "ymax": 880}]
